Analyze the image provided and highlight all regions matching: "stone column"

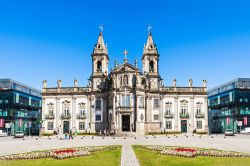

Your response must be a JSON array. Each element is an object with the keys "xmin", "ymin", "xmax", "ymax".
[
  {"xmin": 89, "ymin": 96, "xmax": 95, "ymax": 133},
  {"xmin": 72, "ymin": 97, "xmax": 76, "ymax": 131},
  {"xmin": 190, "ymin": 97, "xmax": 194, "ymax": 133},
  {"xmin": 174, "ymin": 97, "xmax": 178, "ymax": 131},
  {"xmin": 112, "ymin": 92, "xmax": 116, "ymax": 131}
]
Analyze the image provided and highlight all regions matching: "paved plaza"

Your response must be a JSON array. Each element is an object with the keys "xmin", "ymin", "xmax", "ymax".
[{"xmin": 0, "ymin": 134, "xmax": 250, "ymax": 165}]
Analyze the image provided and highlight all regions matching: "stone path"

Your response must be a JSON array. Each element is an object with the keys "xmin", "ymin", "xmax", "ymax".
[{"xmin": 121, "ymin": 144, "xmax": 140, "ymax": 166}]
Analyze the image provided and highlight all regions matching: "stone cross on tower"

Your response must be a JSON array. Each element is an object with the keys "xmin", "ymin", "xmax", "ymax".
[{"xmin": 123, "ymin": 49, "xmax": 128, "ymax": 63}]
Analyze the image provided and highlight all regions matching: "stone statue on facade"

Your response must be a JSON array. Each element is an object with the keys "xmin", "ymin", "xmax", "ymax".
[
  {"xmin": 173, "ymin": 78, "xmax": 176, "ymax": 87},
  {"xmin": 189, "ymin": 79, "xmax": 193, "ymax": 87},
  {"xmin": 42, "ymin": 80, "xmax": 47, "ymax": 89},
  {"xmin": 57, "ymin": 80, "xmax": 62, "ymax": 88},
  {"xmin": 74, "ymin": 79, "xmax": 78, "ymax": 87},
  {"xmin": 202, "ymin": 80, "xmax": 207, "ymax": 87}
]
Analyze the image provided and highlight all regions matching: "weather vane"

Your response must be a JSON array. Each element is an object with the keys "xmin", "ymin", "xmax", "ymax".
[
  {"xmin": 147, "ymin": 25, "xmax": 152, "ymax": 33},
  {"xmin": 99, "ymin": 24, "xmax": 103, "ymax": 32}
]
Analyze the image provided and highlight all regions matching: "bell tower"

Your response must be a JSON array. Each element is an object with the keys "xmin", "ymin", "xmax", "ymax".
[
  {"xmin": 90, "ymin": 27, "xmax": 109, "ymax": 90},
  {"xmin": 142, "ymin": 27, "xmax": 161, "ymax": 90},
  {"xmin": 142, "ymin": 29, "xmax": 159, "ymax": 75}
]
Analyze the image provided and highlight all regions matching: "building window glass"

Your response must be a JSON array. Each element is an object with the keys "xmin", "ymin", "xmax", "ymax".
[
  {"xmin": 95, "ymin": 114, "xmax": 101, "ymax": 121},
  {"xmin": 153, "ymin": 114, "xmax": 159, "ymax": 120},
  {"xmin": 47, "ymin": 122, "xmax": 53, "ymax": 130},
  {"xmin": 166, "ymin": 121, "xmax": 172, "ymax": 129},
  {"xmin": 197, "ymin": 121, "xmax": 202, "ymax": 129},
  {"xmin": 79, "ymin": 122, "xmax": 85, "ymax": 130},
  {"xmin": 154, "ymin": 99, "xmax": 159, "ymax": 109},
  {"xmin": 96, "ymin": 99, "xmax": 101, "ymax": 110}
]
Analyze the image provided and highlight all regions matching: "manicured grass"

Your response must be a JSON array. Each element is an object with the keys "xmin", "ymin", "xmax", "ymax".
[
  {"xmin": 133, "ymin": 146, "xmax": 250, "ymax": 166},
  {"xmin": 1, "ymin": 147, "xmax": 121, "ymax": 166}
]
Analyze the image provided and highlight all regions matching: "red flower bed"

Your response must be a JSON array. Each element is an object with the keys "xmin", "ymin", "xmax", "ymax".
[
  {"xmin": 53, "ymin": 149, "xmax": 76, "ymax": 154},
  {"xmin": 175, "ymin": 148, "xmax": 196, "ymax": 153}
]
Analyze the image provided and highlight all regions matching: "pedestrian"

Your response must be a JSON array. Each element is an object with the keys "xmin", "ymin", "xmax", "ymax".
[
  {"xmin": 65, "ymin": 132, "xmax": 68, "ymax": 139},
  {"xmin": 69, "ymin": 129, "xmax": 73, "ymax": 139}
]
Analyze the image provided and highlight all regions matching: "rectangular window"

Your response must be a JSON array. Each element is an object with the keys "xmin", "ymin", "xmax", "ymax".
[
  {"xmin": 95, "ymin": 114, "xmax": 101, "ymax": 121},
  {"xmin": 197, "ymin": 121, "xmax": 202, "ymax": 129},
  {"xmin": 96, "ymin": 99, "xmax": 101, "ymax": 110},
  {"xmin": 166, "ymin": 121, "xmax": 172, "ymax": 129},
  {"xmin": 121, "ymin": 95, "xmax": 130, "ymax": 107},
  {"xmin": 79, "ymin": 122, "xmax": 85, "ymax": 130},
  {"xmin": 153, "ymin": 114, "xmax": 159, "ymax": 121},
  {"xmin": 154, "ymin": 99, "xmax": 159, "ymax": 109},
  {"xmin": 47, "ymin": 122, "xmax": 53, "ymax": 130}
]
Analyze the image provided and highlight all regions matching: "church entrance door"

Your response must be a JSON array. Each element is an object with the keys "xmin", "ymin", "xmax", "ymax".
[
  {"xmin": 181, "ymin": 120, "xmax": 187, "ymax": 133},
  {"xmin": 122, "ymin": 115, "xmax": 130, "ymax": 131},
  {"xmin": 63, "ymin": 121, "xmax": 69, "ymax": 134}
]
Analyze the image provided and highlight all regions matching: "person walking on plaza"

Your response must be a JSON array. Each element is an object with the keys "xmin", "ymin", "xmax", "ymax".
[
  {"xmin": 69, "ymin": 129, "xmax": 73, "ymax": 139},
  {"xmin": 65, "ymin": 132, "xmax": 68, "ymax": 140}
]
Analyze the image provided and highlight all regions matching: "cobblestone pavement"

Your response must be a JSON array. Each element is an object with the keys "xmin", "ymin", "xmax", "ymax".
[{"xmin": 1, "ymin": 134, "xmax": 250, "ymax": 165}]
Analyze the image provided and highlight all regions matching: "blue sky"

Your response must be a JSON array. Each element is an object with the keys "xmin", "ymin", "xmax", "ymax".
[{"xmin": 0, "ymin": 0, "xmax": 250, "ymax": 90}]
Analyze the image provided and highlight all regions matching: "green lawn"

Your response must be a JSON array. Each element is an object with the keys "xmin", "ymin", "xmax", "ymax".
[
  {"xmin": 133, "ymin": 146, "xmax": 250, "ymax": 166},
  {"xmin": 1, "ymin": 147, "xmax": 121, "ymax": 166}
]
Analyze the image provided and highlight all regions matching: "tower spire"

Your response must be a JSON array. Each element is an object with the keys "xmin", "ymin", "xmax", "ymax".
[
  {"xmin": 143, "ymin": 26, "xmax": 158, "ymax": 55},
  {"xmin": 93, "ymin": 25, "xmax": 107, "ymax": 54}
]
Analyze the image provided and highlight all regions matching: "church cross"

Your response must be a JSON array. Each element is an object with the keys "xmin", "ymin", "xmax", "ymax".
[{"xmin": 123, "ymin": 49, "xmax": 128, "ymax": 59}]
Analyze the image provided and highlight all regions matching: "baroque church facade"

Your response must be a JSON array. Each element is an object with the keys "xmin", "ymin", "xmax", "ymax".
[{"xmin": 41, "ymin": 31, "xmax": 208, "ymax": 135}]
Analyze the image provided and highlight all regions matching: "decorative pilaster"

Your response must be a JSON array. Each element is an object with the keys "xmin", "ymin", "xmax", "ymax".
[
  {"xmin": 174, "ymin": 97, "xmax": 178, "ymax": 130},
  {"xmin": 204, "ymin": 97, "xmax": 208, "ymax": 132},
  {"xmin": 190, "ymin": 97, "xmax": 194, "ymax": 131},
  {"xmin": 56, "ymin": 98, "xmax": 61, "ymax": 132},
  {"xmin": 72, "ymin": 97, "xmax": 77, "ymax": 130}
]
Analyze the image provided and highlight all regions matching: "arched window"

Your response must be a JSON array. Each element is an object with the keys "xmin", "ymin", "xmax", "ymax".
[
  {"xmin": 149, "ymin": 60, "xmax": 154, "ymax": 72},
  {"xmin": 196, "ymin": 102, "xmax": 202, "ymax": 115},
  {"xmin": 79, "ymin": 103, "xmax": 86, "ymax": 116},
  {"xmin": 97, "ymin": 60, "xmax": 102, "ymax": 72},
  {"xmin": 47, "ymin": 103, "xmax": 54, "ymax": 116},
  {"xmin": 180, "ymin": 100, "xmax": 188, "ymax": 115},
  {"xmin": 165, "ymin": 102, "xmax": 172, "ymax": 115},
  {"xmin": 62, "ymin": 101, "xmax": 70, "ymax": 116}
]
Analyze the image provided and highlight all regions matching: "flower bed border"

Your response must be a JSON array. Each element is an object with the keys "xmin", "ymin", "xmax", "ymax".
[
  {"xmin": 0, "ymin": 146, "xmax": 119, "ymax": 160},
  {"xmin": 135, "ymin": 145, "xmax": 250, "ymax": 158}
]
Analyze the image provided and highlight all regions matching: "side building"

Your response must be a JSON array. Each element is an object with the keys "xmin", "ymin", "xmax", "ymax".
[
  {"xmin": 0, "ymin": 79, "xmax": 42, "ymax": 135},
  {"xmin": 208, "ymin": 78, "xmax": 250, "ymax": 133}
]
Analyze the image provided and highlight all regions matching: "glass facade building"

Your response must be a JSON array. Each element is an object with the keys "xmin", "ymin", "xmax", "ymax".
[
  {"xmin": 208, "ymin": 78, "xmax": 250, "ymax": 133},
  {"xmin": 0, "ymin": 79, "xmax": 41, "ymax": 135}
]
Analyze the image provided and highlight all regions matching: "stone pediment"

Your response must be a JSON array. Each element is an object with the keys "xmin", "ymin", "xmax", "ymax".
[{"xmin": 110, "ymin": 62, "xmax": 141, "ymax": 74}]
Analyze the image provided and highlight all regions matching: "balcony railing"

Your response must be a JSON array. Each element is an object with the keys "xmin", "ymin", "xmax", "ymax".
[
  {"xmin": 61, "ymin": 113, "xmax": 71, "ymax": 119},
  {"xmin": 77, "ymin": 113, "xmax": 86, "ymax": 119},
  {"xmin": 180, "ymin": 113, "xmax": 189, "ymax": 118},
  {"xmin": 45, "ymin": 114, "xmax": 55, "ymax": 119},
  {"xmin": 195, "ymin": 113, "xmax": 205, "ymax": 118},
  {"xmin": 164, "ymin": 113, "xmax": 174, "ymax": 118}
]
